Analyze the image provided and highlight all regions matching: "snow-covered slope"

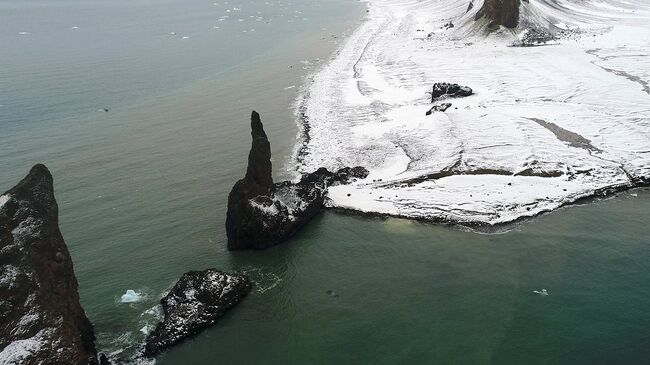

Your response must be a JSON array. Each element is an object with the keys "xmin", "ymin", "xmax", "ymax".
[{"xmin": 294, "ymin": 0, "xmax": 650, "ymax": 225}]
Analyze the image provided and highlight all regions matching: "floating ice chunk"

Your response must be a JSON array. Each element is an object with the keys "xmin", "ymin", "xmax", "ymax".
[
  {"xmin": 71, "ymin": 26, "xmax": 80, "ymax": 30},
  {"xmin": 284, "ymin": 85, "xmax": 296, "ymax": 90},
  {"xmin": 181, "ymin": 36, "xmax": 190, "ymax": 39},
  {"xmin": 18, "ymin": 32, "xmax": 30, "ymax": 35},
  {"xmin": 169, "ymin": 31, "xmax": 177, "ymax": 36},
  {"xmin": 533, "ymin": 289, "xmax": 549, "ymax": 296},
  {"xmin": 121, "ymin": 290, "xmax": 142, "ymax": 303}
]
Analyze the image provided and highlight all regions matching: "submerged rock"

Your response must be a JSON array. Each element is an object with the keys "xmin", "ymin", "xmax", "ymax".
[
  {"xmin": 144, "ymin": 269, "xmax": 252, "ymax": 357},
  {"xmin": 431, "ymin": 83, "xmax": 473, "ymax": 102},
  {"xmin": 0, "ymin": 164, "xmax": 100, "ymax": 365},
  {"xmin": 475, "ymin": 0, "xmax": 521, "ymax": 29},
  {"xmin": 226, "ymin": 111, "xmax": 368, "ymax": 250}
]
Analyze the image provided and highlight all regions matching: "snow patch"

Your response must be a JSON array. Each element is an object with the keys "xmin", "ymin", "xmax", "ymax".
[
  {"xmin": 295, "ymin": 0, "xmax": 650, "ymax": 225},
  {"xmin": 0, "ymin": 330, "xmax": 46, "ymax": 365},
  {"xmin": 0, "ymin": 194, "xmax": 10, "ymax": 209}
]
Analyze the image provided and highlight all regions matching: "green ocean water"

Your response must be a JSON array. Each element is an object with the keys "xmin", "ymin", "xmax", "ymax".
[{"xmin": 1, "ymin": 0, "xmax": 649, "ymax": 364}]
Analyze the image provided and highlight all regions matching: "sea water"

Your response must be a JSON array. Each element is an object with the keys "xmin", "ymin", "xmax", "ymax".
[{"xmin": 1, "ymin": 0, "xmax": 649, "ymax": 364}]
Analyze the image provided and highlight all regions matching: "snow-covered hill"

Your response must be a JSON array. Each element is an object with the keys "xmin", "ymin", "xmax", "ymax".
[{"xmin": 294, "ymin": 0, "xmax": 650, "ymax": 225}]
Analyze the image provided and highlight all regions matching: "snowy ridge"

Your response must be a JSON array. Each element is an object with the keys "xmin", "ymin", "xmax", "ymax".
[{"xmin": 295, "ymin": 0, "xmax": 650, "ymax": 225}]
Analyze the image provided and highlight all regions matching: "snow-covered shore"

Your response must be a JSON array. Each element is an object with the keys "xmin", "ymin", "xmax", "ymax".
[{"xmin": 294, "ymin": 0, "xmax": 650, "ymax": 225}]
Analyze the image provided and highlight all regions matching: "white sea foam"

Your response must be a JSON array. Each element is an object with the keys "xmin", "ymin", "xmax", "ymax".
[{"xmin": 295, "ymin": 0, "xmax": 650, "ymax": 225}]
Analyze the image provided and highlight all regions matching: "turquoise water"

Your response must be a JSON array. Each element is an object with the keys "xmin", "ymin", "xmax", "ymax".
[{"xmin": 2, "ymin": 0, "xmax": 650, "ymax": 364}]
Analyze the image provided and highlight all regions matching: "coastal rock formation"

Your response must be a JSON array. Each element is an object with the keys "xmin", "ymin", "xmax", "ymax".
[
  {"xmin": 226, "ymin": 111, "xmax": 368, "ymax": 250},
  {"xmin": 144, "ymin": 269, "xmax": 252, "ymax": 357},
  {"xmin": 0, "ymin": 164, "xmax": 99, "ymax": 365},
  {"xmin": 475, "ymin": 0, "xmax": 521, "ymax": 29},
  {"xmin": 426, "ymin": 102, "xmax": 453, "ymax": 115},
  {"xmin": 431, "ymin": 83, "xmax": 473, "ymax": 102}
]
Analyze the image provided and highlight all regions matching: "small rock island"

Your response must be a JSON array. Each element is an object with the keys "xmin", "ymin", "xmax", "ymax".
[
  {"xmin": 226, "ymin": 111, "xmax": 368, "ymax": 250},
  {"xmin": 144, "ymin": 269, "xmax": 252, "ymax": 357}
]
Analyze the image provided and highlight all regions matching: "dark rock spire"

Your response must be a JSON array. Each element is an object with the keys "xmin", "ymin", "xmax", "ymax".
[
  {"xmin": 225, "ymin": 112, "xmax": 369, "ymax": 250},
  {"xmin": 244, "ymin": 111, "xmax": 273, "ymax": 196},
  {"xmin": 0, "ymin": 164, "xmax": 100, "ymax": 365}
]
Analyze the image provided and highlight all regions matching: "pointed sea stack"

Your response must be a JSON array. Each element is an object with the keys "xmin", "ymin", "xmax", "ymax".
[
  {"xmin": 475, "ymin": 0, "xmax": 521, "ymax": 29},
  {"xmin": 225, "ymin": 112, "xmax": 369, "ymax": 250},
  {"xmin": 0, "ymin": 165, "xmax": 100, "ymax": 365}
]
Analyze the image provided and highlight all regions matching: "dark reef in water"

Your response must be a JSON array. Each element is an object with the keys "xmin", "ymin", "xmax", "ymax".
[
  {"xmin": 0, "ymin": 164, "xmax": 102, "ymax": 365},
  {"xmin": 226, "ymin": 111, "xmax": 368, "ymax": 250},
  {"xmin": 144, "ymin": 269, "xmax": 252, "ymax": 357},
  {"xmin": 475, "ymin": 0, "xmax": 521, "ymax": 29}
]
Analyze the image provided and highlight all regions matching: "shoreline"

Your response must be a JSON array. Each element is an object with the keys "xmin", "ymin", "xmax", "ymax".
[
  {"xmin": 293, "ymin": 0, "xmax": 650, "ymax": 226},
  {"xmin": 326, "ymin": 181, "xmax": 650, "ymax": 234}
]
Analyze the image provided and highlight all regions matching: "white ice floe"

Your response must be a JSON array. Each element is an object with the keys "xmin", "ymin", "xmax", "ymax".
[
  {"xmin": 533, "ymin": 288, "xmax": 549, "ymax": 296},
  {"xmin": 120, "ymin": 289, "xmax": 142, "ymax": 303},
  {"xmin": 295, "ymin": 0, "xmax": 650, "ymax": 225}
]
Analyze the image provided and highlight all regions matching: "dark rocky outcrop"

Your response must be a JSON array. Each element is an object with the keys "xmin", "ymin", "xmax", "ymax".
[
  {"xmin": 517, "ymin": 26, "xmax": 555, "ymax": 46},
  {"xmin": 431, "ymin": 83, "xmax": 473, "ymax": 102},
  {"xmin": 426, "ymin": 102, "xmax": 453, "ymax": 115},
  {"xmin": 226, "ymin": 111, "xmax": 369, "ymax": 250},
  {"xmin": 144, "ymin": 269, "xmax": 252, "ymax": 357},
  {"xmin": 475, "ymin": 0, "xmax": 521, "ymax": 29},
  {"xmin": 0, "ymin": 164, "xmax": 99, "ymax": 365}
]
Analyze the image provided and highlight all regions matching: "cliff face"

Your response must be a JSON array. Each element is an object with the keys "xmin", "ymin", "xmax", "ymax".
[
  {"xmin": 475, "ymin": 0, "xmax": 521, "ymax": 29},
  {"xmin": 0, "ymin": 164, "xmax": 98, "ymax": 365},
  {"xmin": 226, "ymin": 112, "xmax": 368, "ymax": 250}
]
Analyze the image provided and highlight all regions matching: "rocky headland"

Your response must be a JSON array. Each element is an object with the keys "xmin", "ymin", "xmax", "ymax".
[
  {"xmin": 226, "ymin": 111, "xmax": 368, "ymax": 250},
  {"xmin": 144, "ymin": 269, "xmax": 252, "ymax": 357},
  {"xmin": 0, "ymin": 164, "xmax": 101, "ymax": 365},
  {"xmin": 474, "ymin": 0, "xmax": 521, "ymax": 29}
]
